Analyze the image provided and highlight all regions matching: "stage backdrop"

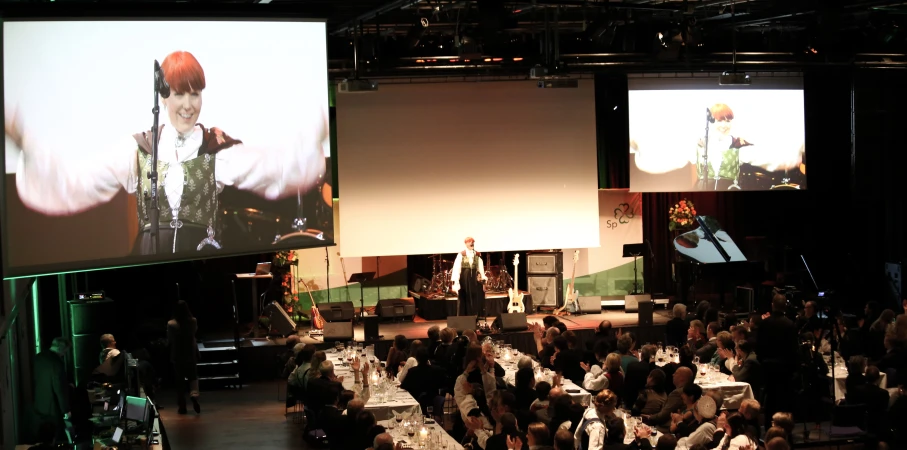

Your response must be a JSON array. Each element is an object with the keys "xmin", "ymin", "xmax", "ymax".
[
  {"xmin": 336, "ymin": 80, "xmax": 600, "ymax": 258},
  {"xmin": 292, "ymin": 199, "xmax": 408, "ymax": 312},
  {"xmin": 563, "ymin": 190, "xmax": 644, "ymax": 298}
]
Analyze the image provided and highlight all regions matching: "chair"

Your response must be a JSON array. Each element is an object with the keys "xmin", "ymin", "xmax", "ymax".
[{"xmin": 829, "ymin": 403, "xmax": 867, "ymax": 438}]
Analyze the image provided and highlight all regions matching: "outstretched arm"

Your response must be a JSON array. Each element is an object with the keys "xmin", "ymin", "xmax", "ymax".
[
  {"xmin": 8, "ymin": 108, "xmax": 137, "ymax": 215},
  {"xmin": 214, "ymin": 110, "xmax": 327, "ymax": 199}
]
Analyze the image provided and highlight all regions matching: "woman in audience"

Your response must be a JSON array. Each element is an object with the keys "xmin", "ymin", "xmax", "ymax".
[
  {"xmin": 512, "ymin": 367, "xmax": 539, "ymax": 412},
  {"xmin": 770, "ymin": 412, "xmax": 795, "ymax": 447},
  {"xmin": 386, "ymin": 335, "xmax": 410, "ymax": 377},
  {"xmin": 713, "ymin": 332, "xmax": 735, "ymax": 374},
  {"xmin": 714, "ymin": 412, "xmax": 756, "ymax": 450},
  {"xmin": 581, "ymin": 341, "xmax": 614, "ymax": 392},
  {"xmin": 288, "ymin": 344, "xmax": 316, "ymax": 400},
  {"xmin": 666, "ymin": 303, "xmax": 688, "ymax": 348},
  {"xmin": 618, "ymin": 334, "xmax": 638, "ymax": 373},
  {"xmin": 397, "ymin": 339, "xmax": 423, "ymax": 383},
  {"xmin": 574, "ymin": 389, "xmax": 619, "ymax": 450},
  {"xmin": 526, "ymin": 422, "xmax": 552, "ymax": 449},
  {"xmin": 670, "ymin": 384, "xmax": 703, "ymax": 438},
  {"xmin": 604, "ymin": 353, "xmax": 625, "ymax": 395},
  {"xmin": 632, "ymin": 369, "xmax": 667, "ymax": 417},
  {"xmin": 687, "ymin": 320, "xmax": 707, "ymax": 351}
]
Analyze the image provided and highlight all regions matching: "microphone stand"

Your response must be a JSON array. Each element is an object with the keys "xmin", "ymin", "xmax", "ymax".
[
  {"xmin": 699, "ymin": 108, "xmax": 711, "ymax": 191},
  {"xmin": 325, "ymin": 247, "xmax": 331, "ymax": 303},
  {"xmin": 149, "ymin": 65, "xmax": 163, "ymax": 254}
]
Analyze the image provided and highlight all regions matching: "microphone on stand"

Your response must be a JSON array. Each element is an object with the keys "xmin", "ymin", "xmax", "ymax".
[
  {"xmin": 706, "ymin": 107, "xmax": 715, "ymax": 123},
  {"xmin": 154, "ymin": 60, "xmax": 171, "ymax": 99}
]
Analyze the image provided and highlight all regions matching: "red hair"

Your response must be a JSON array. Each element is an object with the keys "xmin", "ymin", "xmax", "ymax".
[
  {"xmin": 464, "ymin": 237, "xmax": 475, "ymax": 244},
  {"xmin": 161, "ymin": 51, "xmax": 206, "ymax": 94},
  {"xmin": 709, "ymin": 103, "xmax": 734, "ymax": 121}
]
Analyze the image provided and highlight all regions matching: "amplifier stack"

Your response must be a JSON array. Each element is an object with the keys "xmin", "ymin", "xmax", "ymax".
[{"xmin": 527, "ymin": 251, "xmax": 563, "ymax": 309}]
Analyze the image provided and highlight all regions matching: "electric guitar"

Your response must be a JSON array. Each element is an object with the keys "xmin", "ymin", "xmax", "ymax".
[
  {"xmin": 507, "ymin": 255, "xmax": 526, "ymax": 314},
  {"xmin": 299, "ymin": 278, "xmax": 325, "ymax": 330},
  {"xmin": 556, "ymin": 250, "xmax": 580, "ymax": 315}
]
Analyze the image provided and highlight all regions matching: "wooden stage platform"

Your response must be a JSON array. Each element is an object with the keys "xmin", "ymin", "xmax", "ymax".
[{"xmin": 210, "ymin": 308, "xmax": 672, "ymax": 382}]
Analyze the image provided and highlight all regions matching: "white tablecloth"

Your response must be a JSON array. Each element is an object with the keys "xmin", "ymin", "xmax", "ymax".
[
  {"xmin": 694, "ymin": 374, "xmax": 755, "ymax": 410},
  {"xmin": 378, "ymin": 419, "xmax": 464, "ymax": 450},
  {"xmin": 499, "ymin": 361, "xmax": 593, "ymax": 404},
  {"xmin": 328, "ymin": 353, "xmax": 422, "ymax": 421}
]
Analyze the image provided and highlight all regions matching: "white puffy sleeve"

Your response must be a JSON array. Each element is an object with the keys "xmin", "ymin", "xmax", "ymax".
[
  {"xmin": 214, "ymin": 110, "xmax": 327, "ymax": 199},
  {"xmin": 13, "ymin": 133, "xmax": 137, "ymax": 215},
  {"xmin": 451, "ymin": 253, "xmax": 464, "ymax": 283}
]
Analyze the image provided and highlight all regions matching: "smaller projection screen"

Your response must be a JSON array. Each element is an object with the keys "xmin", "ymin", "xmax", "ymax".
[
  {"xmin": 628, "ymin": 75, "xmax": 806, "ymax": 192},
  {"xmin": 2, "ymin": 19, "xmax": 332, "ymax": 277}
]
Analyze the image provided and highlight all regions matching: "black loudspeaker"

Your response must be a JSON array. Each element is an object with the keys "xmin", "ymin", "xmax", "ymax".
[
  {"xmin": 363, "ymin": 315, "xmax": 380, "ymax": 341},
  {"xmin": 324, "ymin": 321, "xmax": 354, "ymax": 342},
  {"xmin": 493, "ymin": 313, "xmax": 528, "ymax": 332},
  {"xmin": 264, "ymin": 301, "xmax": 297, "ymax": 336},
  {"xmin": 638, "ymin": 299, "xmax": 653, "ymax": 327},
  {"xmin": 377, "ymin": 299, "xmax": 416, "ymax": 320},
  {"xmin": 323, "ymin": 301, "xmax": 355, "ymax": 322},
  {"xmin": 447, "ymin": 316, "xmax": 477, "ymax": 332},
  {"xmin": 68, "ymin": 298, "xmax": 116, "ymax": 386}
]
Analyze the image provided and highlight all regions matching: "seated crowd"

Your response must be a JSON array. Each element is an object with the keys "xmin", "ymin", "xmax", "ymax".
[{"xmin": 279, "ymin": 296, "xmax": 907, "ymax": 450}]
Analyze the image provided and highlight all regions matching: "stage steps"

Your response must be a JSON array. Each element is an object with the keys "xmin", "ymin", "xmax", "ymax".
[{"xmin": 197, "ymin": 343, "xmax": 242, "ymax": 389}]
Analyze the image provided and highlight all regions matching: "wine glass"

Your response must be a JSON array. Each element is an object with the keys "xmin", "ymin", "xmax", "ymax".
[
  {"xmin": 395, "ymin": 412, "xmax": 404, "ymax": 427},
  {"xmin": 387, "ymin": 416, "xmax": 396, "ymax": 435},
  {"xmin": 406, "ymin": 422, "xmax": 416, "ymax": 439},
  {"xmin": 693, "ymin": 356, "xmax": 701, "ymax": 366},
  {"xmin": 426, "ymin": 406, "xmax": 434, "ymax": 421}
]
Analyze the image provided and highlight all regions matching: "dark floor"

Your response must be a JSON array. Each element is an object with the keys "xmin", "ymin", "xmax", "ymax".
[{"xmin": 158, "ymin": 381, "xmax": 302, "ymax": 450}]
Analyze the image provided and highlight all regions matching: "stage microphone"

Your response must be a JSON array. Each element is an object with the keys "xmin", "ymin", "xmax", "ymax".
[
  {"xmin": 154, "ymin": 60, "xmax": 171, "ymax": 99},
  {"xmin": 706, "ymin": 107, "xmax": 715, "ymax": 123}
]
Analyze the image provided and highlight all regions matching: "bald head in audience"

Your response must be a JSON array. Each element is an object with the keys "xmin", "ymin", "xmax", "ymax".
[
  {"xmin": 373, "ymin": 433, "xmax": 394, "ymax": 449},
  {"xmin": 463, "ymin": 329, "xmax": 477, "ymax": 342},
  {"xmin": 548, "ymin": 386, "xmax": 568, "ymax": 403},
  {"xmin": 518, "ymin": 355, "xmax": 534, "ymax": 370},
  {"xmin": 673, "ymin": 366, "xmax": 693, "ymax": 389},
  {"xmin": 766, "ymin": 437, "xmax": 790, "ymax": 450},
  {"xmin": 546, "ymin": 327, "xmax": 561, "ymax": 344},
  {"xmin": 346, "ymin": 399, "xmax": 365, "ymax": 418},
  {"xmin": 598, "ymin": 320, "xmax": 612, "ymax": 334}
]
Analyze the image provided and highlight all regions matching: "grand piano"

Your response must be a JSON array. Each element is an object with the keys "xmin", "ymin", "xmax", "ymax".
[{"xmin": 672, "ymin": 216, "xmax": 764, "ymax": 311}]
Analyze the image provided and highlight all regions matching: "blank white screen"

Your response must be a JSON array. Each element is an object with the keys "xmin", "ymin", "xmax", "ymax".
[{"xmin": 337, "ymin": 81, "xmax": 600, "ymax": 257}]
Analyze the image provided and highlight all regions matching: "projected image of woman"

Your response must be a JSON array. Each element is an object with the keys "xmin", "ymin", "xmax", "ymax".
[
  {"xmin": 5, "ymin": 50, "xmax": 327, "ymax": 255},
  {"xmin": 695, "ymin": 103, "xmax": 752, "ymax": 190}
]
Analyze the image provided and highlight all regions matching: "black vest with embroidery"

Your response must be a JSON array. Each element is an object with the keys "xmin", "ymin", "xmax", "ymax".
[{"xmin": 133, "ymin": 124, "xmax": 241, "ymax": 237}]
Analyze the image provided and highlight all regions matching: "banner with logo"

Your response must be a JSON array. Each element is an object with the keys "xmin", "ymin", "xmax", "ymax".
[{"xmin": 563, "ymin": 189, "xmax": 644, "ymax": 297}]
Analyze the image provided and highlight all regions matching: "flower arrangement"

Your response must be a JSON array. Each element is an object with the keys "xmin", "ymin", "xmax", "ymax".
[
  {"xmin": 273, "ymin": 250, "xmax": 298, "ymax": 267},
  {"xmin": 668, "ymin": 199, "xmax": 697, "ymax": 231},
  {"xmin": 272, "ymin": 250, "xmax": 302, "ymax": 320}
]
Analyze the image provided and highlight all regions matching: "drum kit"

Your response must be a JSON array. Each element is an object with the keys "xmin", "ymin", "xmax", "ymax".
[
  {"xmin": 422, "ymin": 252, "xmax": 514, "ymax": 299},
  {"xmin": 221, "ymin": 182, "xmax": 333, "ymax": 248}
]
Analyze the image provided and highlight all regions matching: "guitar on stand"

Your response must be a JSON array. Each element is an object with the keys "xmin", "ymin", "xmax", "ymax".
[
  {"xmin": 556, "ymin": 250, "xmax": 580, "ymax": 315},
  {"xmin": 507, "ymin": 255, "xmax": 526, "ymax": 314},
  {"xmin": 299, "ymin": 278, "xmax": 325, "ymax": 331}
]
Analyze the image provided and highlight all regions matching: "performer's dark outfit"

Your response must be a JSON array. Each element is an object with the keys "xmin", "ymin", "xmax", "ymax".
[{"xmin": 455, "ymin": 251, "xmax": 485, "ymax": 317}]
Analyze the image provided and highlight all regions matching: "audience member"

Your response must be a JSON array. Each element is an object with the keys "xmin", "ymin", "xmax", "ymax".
[
  {"xmin": 386, "ymin": 335, "xmax": 410, "ymax": 376},
  {"xmin": 623, "ymin": 345, "xmax": 656, "ymax": 408},
  {"xmin": 757, "ymin": 295, "xmax": 799, "ymax": 420},
  {"xmin": 553, "ymin": 428, "xmax": 574, "ymax": 450},
  {"xmin": 765, "ymin": 436, "xmax": 791, "ymax": 450},
  {"xmin": 398, "ymin": 339, "xmax": 423, "ymax": 382},
  {"xmin": 643, "ymin": 367, "xmax": 692, "ymax": 430},
  {"xmin": 695, "ymin": 322, "xmax": 720, "ymax": 361},
  {"xmin": 168, "ymin": 300, "xmax": 201, "ymax": 414},
  {"xmin": 632, "ymin": 369, "xmax": 667, "ymax": 417},
  {"xmin": 617, "ymin": 334, "xmax": 638, "ymax": 373},
  {"xmin": 666, "ymin": 304, "xmax": 688, "ymax": 348},
  {"xmin": 33, "ymin": 338, "xmax": 70, "ymax": 442},
  {"xmin": 687, "ymin": 320, "xmax": 706, "ymax": 350}
]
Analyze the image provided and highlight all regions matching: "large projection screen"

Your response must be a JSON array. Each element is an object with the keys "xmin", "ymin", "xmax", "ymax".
[
  {"xmin": 629, "ymin": 75, "xmax": 806, "ymax": 192},
  {"xmin": 337, "ymin": 81, "xmax": 599, "ymax": 257},
  {"xmin": 2, "ymin": 20, "xmax": 332, "ymax": 278}
]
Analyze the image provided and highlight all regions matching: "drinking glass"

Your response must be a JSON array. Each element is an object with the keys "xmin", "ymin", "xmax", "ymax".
[
  {"xmin": 387, "ymin": 417, "xmax": 397, "ymax": 435},
  {"xmin": 427, "ymin": 406, "xmax": 434, "ymax": 420},
  {"xmin": 693, "ymin": 356, "xmax": 701, "ymax": 366},
  {"xmin": 395, "ymin": 412, "xmax": 404, "ymax": 427}
]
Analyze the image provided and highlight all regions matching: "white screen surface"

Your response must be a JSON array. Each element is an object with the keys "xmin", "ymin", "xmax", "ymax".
[
  {"xmin": 337, "ymin": 81, "xmax": 600, "ymax": 257},
  {"xmin": 2, "ymin": 20, "xmax": 332, "ymax": 277},
  {"xmin": 628, "ymin": 76, "xmax": 806, "ymax": 192}
]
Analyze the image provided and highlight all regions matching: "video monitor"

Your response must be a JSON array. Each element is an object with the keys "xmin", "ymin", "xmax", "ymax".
[
  {"xmin": 673, "ymin": 216, "xmax": 746, "ymax": 263},
  {"xmin": 628, "ymin": 74, "xmax": 806, "ymax": 192},
  {"xmin": 2, "ymin": 18, "xmax": 333, "ymax": 278}
]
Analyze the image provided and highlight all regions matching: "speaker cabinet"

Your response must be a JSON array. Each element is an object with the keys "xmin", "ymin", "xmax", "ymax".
[
  {"xmin": 624, "ymin": 294, "xmax": 651, "ymax": 313},
  {"xmin": 363, "ymin": 315, "xmax": 380, "ymax": 341},
  {"xmin": 529, "ymin": 275, "xmax": 563, "ymax": 307},
  {"xmin": 264, "ymin": 301, "xmax": 297, "ymax": 336},
  {"xmin": 494, "ymin": 313, "xmax": 528, "ymax": 332},
  {"xmin": 323, "ymin": 301, "xmax": 355, "ymax": 322},
  {"xmin": 527, "ymin": 252, "xmax": 563, "ymax": 275},
  {"xmin": 638, "ymin": 299, "xmax": 653, "ymax": 326},
  {"xmin": 377, "ymin": 299, "xmax": 416, "ymax": 320},
  {"xmin": 447, "ymin": 316, "xmax": 476, "ymax": 333},
  {"xmin": 68, "ymin": 298, "xmax": 116, "ymax": 386},
  {"xmin": 323, "ymin": 321, "xmax": 354, "ymax": 342},
  {"xmin": 577, "ymin": 296, "xmax": 602, "ymax": 313}
]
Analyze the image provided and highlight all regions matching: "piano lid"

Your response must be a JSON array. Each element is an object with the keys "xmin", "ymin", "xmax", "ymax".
[{"xmin": 673, "ymin": 216, "xmax": 746, "ymax": 264}]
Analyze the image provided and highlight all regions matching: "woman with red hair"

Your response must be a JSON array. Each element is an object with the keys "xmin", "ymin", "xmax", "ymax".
[
  {"xmin": 6, "ymin": 50, "xmax": 327, "ymax": 254},
  {"xmin": 693, "ymin": 103, "xmax": 752, "ymax": 190}
]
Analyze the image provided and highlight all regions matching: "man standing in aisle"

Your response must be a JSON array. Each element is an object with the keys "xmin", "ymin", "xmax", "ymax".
[
  {"xmin": 33, "ymin": 337, "xmax": 71, "ymax": 442},
  {"xmin": 452, "ymin": 237, "xmax": 488, "ymax": 317}
]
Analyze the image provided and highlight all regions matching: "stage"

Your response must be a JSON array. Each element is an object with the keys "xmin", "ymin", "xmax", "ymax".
[
  {"xmin": 211, "ymin": 308, "xmax": 672, "ymax": 381},
  {"xmin": 411, "ymin": 290, "xmax": 534, "ymax": 319}
]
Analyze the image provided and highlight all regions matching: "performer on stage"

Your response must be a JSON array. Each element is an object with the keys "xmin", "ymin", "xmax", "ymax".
[
  {"xmin": 451, "ymin": 237, "xmax": 488, "ymax": 317},
  {"xmin": 5, "ymin": 50, "xmax": 327, "ymax": 255},
  {"xmin": 694, "ymin": 103, "xmax": 755, "ymax": 190}
]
